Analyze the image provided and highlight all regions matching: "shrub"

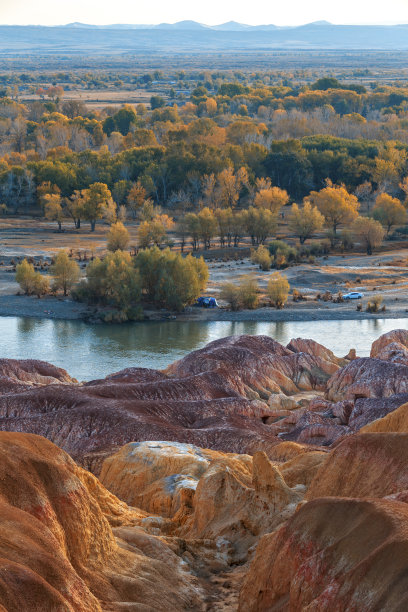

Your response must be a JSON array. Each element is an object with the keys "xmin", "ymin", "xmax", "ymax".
[
  {"xmin": 107, "ymin": 221, "xmax": 130, "ymax": 252},
  {"xmin": 339, "ymin": 230, "xmax": 354, "ymax": 251},
  {"xmin": 16, "ymin": 259, "xmax": 49, "ymax": 297},
  {"xmin": 75, "ymin": 250, "xmax": 141, "ymax": 320},
  {"xmin": 238, "ymin": 275, "xmax": 259, "ymax": 309},
  {"xmin": 251, "ymin": 245, "xmax": 272, "ymax": 270},
  {"xmin": 366, "ymin": 295, "xmax": 383, "ymax": 313},
  {"xmin": 267, "ymin": 272, "xmax": 290, "ymax": 309},
  {"xmin": 50, "ymin": 251, "xmax": 80, "ymax": 296},
  {"xmin": 292, "ymin": 288, "xmax": 306, "ymax": 302},
  {"xmin": 269, "ymin": 240, "xmax": 297, "ymax": 262},
  {"xmin": 16, "ymin": 259, "xmax": 37, "ymax": 295},
  {"xmin": 135, "ymin": 247, "xmax": 208, "ymax": 311},
  {"xmin": 220, "ymin": 282, "xmax": 241, "ymax": 311},
  {"xmin": 32, "ymin": 273, "xmax": 50, "ymax": 298}
]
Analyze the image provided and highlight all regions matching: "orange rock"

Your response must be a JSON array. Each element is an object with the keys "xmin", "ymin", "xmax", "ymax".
[
  {"xmin": 307, "ymin": 432, "xmax": 408, "ymax": 500},
  {"xmin": 0, "ymin": 432, "xmax": 204, "ymax": 611},
  {"xmin": 362, "ymin": 402, "xmax": 408, "ymax": 433}
]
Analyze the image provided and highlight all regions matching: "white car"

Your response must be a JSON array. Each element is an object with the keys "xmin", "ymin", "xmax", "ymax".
[{"xmin": 342, "ymin": 291, "xmax": 363, "ymax": 300}]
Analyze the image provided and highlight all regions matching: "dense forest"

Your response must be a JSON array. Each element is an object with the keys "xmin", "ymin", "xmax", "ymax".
[{"xmin": 1, "ymin": 71, "xmax": 408, "ymax": 253}]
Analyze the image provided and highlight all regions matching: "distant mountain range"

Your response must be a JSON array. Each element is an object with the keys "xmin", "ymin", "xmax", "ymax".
[
  {"xmin": 60, "ymin": 20, "xmax": 352, "ymax": 31},
  {"xmin": 1, "ymin": 22, "xmax": 408, "ymax": 56}
]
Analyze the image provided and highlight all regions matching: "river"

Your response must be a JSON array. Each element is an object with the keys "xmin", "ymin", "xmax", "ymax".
[{"xmin": 1, "ymin": 316, "xmax": 407, "ymax": 381}]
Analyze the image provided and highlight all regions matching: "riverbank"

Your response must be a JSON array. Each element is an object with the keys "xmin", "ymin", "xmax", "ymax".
[{"xmin": 0, "ymin": 293, "xmax": 408, "ymax": 323}]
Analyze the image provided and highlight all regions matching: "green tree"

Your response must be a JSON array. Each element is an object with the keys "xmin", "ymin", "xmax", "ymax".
[
  {"xmin": 197, "ymin": 207, "xmax": 217, "ymax": 249},
  {"xmin": 80, "ymin": 250, "xmax": 141, "ymax": 320},
  {"xmin": 135, "ymin": 247, "xmax": 208, "ymax": 311},
  {"xmin": 15, "ymin": 259, "xmax": 37, "ymax": 295},
  {"xmin": 16, "ymin": 259, "xmax": 49, "ymax": 297},
  {"xmin": 81, "ymin": 183, "xmax": 114, "ymax": 232}
]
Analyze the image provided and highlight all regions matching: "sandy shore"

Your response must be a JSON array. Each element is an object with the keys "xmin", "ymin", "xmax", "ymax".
[{"xmin": 0, "ymin": 293, "xmax": 407, "ymax": 323}]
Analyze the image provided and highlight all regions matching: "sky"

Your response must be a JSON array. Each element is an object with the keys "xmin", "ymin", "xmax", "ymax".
[{"xmin": 1, "ymin": 0, "xmax": 408, "ymax": 26}]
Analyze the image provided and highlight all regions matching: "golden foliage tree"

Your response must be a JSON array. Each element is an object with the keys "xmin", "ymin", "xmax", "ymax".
[
  {"xmin": 306, "ymin": 183, "xmax": 360, "ymax": 235},
  {"xmin": 352, "ymin": 216, "xmax": 385, "ymax": 255},
  {"xmin": 254, "ymin": 186, "xmax": 289, "ymax": 214},
  {"xmin": 267, "ymin": 272, "xmax": 290, "ymax": 309},
  {"xmin": 287, "ymin": 201, "xmax": 325, "ymax": 244},
  {"xmin": 50, "ymin": 250, "xmax": 80, "ymax": 296},
  {"xmin": 106, "ymin": 221, "xmax": 130, "ymax": 252},
  {"xmin": 372, "ymin": 193, "xmax": 406, "ymax": 235}
]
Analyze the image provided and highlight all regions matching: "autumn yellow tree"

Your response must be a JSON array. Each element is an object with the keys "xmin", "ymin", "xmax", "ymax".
[
  {"xmin": 244, "ymin": 207, "xmax": 277, "ymax": 245},
  {"xmin": 352, "ymin": 217, "xmax": 385, "ymax": 255},
  {"xmin": 306, "ymin": 183, "xmax": 360, "ymax": 236},
  {"xmin": 137, "ymin": 214, "xmax": 174, "ymax": 248},
  {"xmin": 50, "ymin": 250, "xmax": 80, "ymax": 296},
  {"xmin": 64, "ymin": 190, "xmax": 85, "ymax": 229},
  {"xmin": 216, "ymin": 166, "xmax": 248, "ymax": 208},
  {"xmin": 267, "ymin": 272, "xmax": 290, "ymax": 309},
  {"xmin": 43, "ymin": 193, "xmax": 64, "ymax": 231},
  {"xmin": 372, "ymin": 193, "xmax": 406, "ymax": 235},
  {"xmin": 254, "ymin": 186, "xmax": 289, "ymax": 214},
  {"xmin": 107, "ymin": 221, "xmax": 130, "ymax": 252},
  {"xmin": 127, "ymin": 181, "xmax": 146, "ymax": 218},
  {"xmin": 287, "ymin": 201, "xmax": 325, "ymax": 244}
]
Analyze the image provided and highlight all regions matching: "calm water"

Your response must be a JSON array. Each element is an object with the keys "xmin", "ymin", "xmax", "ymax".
[{"xmin": 1, "ymin": 317, "xmax": 407, "ymax": 381}]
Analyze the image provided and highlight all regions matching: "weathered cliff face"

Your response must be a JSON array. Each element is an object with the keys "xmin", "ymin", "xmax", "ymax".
[
  {"xmin": 239, "ymin": 497, "xmax": 408, "ymax": 612},
  {"xmin": 0, "ymin": 432, "xmax": 206, "ymax": 612},
  {"xmin": 306, "ymin": 432, "xmax": 408, "ymax": 500}
]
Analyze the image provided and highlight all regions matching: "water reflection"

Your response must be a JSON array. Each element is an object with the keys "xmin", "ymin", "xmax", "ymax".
[{"xmin": 0, "ymin": 316, "xmax": 406, "ymax": 381}]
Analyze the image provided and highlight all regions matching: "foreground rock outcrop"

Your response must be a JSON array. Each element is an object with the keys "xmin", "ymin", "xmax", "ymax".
[
  {"xmin": 2, "ymin": 329, "xmax": 408, "ymax": 611},
  {"xmin": 0, "ymin": 432, "xmax": 204, "ymax": 611},
  {"xmin": 239, "ymin": 497, "xmax": 408, "ymax": 611}
]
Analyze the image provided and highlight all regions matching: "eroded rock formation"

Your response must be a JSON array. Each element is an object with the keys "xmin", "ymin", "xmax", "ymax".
[{"xmin": 1, "ymin": 329, "xmax": 408, "ymax": 611}]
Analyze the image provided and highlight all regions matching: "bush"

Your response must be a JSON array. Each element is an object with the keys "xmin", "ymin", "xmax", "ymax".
[
  {"xmin": 32, "ymin": 273, "xmax": 50, "ymax": 298},
  {"xmin": 16, "ymin": 259, "xmax": 37, "ymax": 295},
  {"xmin": 339, "ymin": 230, "xmax": 354, "ymax": 251},
  {"xmin": 106, "ymin": 221, "xmax": 130, "ymax": 252},
  {"xmin": 309, "ymin": 239, "xmax": 331, "ymax": 255},
  {"xmin": 16, "ymin": 259, "xmax": 49, "ymax": 297},
  {"xmin": 220, "ymin": 282, "xmax": 241, "ymax": 311},
  {"xmin": 292, "ymin": 288, "xmax": 306, "ymax": 302},
  {"xmin": 251, "ymin": 245, "xmax": 272, "ymax": 270},
  {"xmin": 269, "ymin": 240, "xmax": 297, "ymax": 262},
  {"xmin": 366, "ymin": 295, "xmax": 383, "ymax": 313},
  {"xmin": 238, "ymin": 275, "xmax": 259, "ymax": 309},
  {"xmin": 267, "ymin": 272, "xmax": 290, "ymax": 309},
  {"xmin": 50, "ymin": 251, "xmax": 80, "ymax": 296},
  {"xmin": 135, "ymin": 247, "xmax": 208, "ymax": 311},
  {"xmin": 75, "ymin": 250, "xmax": 141, "ymax": 320}
]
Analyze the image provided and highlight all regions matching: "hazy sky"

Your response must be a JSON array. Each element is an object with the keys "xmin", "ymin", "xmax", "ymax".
[{"xmin": 1, "ymin": 0, "xmax": 408, "ymax": 26}]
